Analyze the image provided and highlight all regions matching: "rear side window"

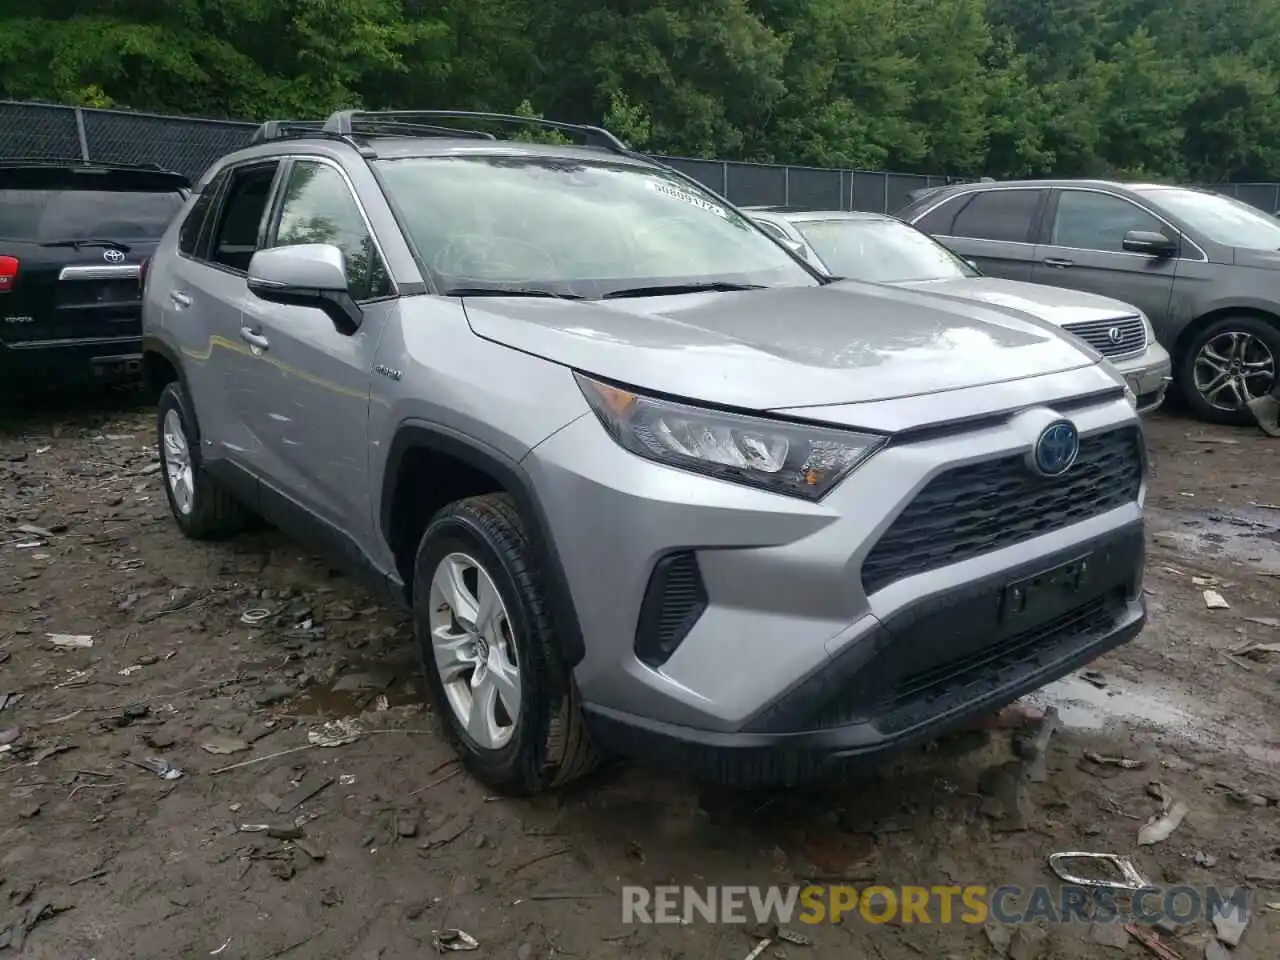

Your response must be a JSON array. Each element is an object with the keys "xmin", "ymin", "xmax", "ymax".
[
  {"xmin": 206, "ymin": 163, "xmax": 280, "ymax": 272},
  {"xmin": 178, "ymin": 175, "xmax": 225, "ymax": 257},
  {"xmin": 911, "ymin": 194, "xmax": 968, "ymax": 236},
  {"xmin": 949, "ymin": 190, "xmax": 1044, "ymax": 243},
  {"xmin": 0, "ymin": 182, "xmax": 184, "ymax": 243}
]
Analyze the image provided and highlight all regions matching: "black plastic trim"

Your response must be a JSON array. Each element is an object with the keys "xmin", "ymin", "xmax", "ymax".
[
  {"xmin": 380, "ymin": 422, "xmax": 587, "ymax": 666},
  {"xmin": 634, "ymin": 551, "xmax": 708, "ymax": 668}
]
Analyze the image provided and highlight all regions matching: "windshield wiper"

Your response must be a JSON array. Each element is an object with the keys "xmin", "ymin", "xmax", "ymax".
[
  {"xmin": 444, "ymin": 285, "xmax": 584, "ymax": 300},
  {"xmin": 40, "ymin": 238, "xmax": 132, "ymax": 253},
  {"xmin": 601, "ymin": 281, "xmax": 767, "ymax": 299}
]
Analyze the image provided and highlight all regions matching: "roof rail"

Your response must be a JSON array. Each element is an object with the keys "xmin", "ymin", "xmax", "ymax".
[
  {"xmin": 322, "ymin": 109, "xmax": 629, "ymax": 152},
  {"xmin": 250, "ymin": 120, "xmax": 329, "ymax": 144}
]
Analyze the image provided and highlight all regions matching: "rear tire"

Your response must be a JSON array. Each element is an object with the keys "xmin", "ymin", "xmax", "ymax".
[
  {"xmin": 156, "ymin": 381, "xmax": 251, "ymax": 540},
  {"xmin": 412, "ymin": 493, "xmax": 598, "ymax": 795},
  {"xmin": 1178, "ymin": 315, "xmax": 1280, "ymax": 425}
]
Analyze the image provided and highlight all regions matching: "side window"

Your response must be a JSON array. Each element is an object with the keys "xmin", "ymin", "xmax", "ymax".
[
  {"xmin": 1051, "ymin": 191, "xmax": 1168, "ymax": 253},
  {"xmin": 272, "ymin": 160, "xmax": 392, "ymax": 301},
  {"xmin": 949, "ymin": 190, "xmax": 1044, "ymax": 243},
  {"xmin": 913, "ymin": 195, "xmax": 969, "ymax": 236},
  {"xmin": 178, "ymin": 170, "xmax": 226, "ymax": 258},
  {"xmin": 207, "ymin": 163, "xmax": 279, "ymax": 272}
]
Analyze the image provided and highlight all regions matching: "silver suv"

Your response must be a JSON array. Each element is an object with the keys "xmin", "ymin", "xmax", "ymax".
[{"xmin": 141, "ymin": 110, "xmax": 1148, "ymax": 793}]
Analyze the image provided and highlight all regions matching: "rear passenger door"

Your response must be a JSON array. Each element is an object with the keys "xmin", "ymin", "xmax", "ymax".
[
  {"xmin": 1031, "ymin": 189, "xmax": 1176, "ymax": 325},
  {"xmin": 914, "ymin": 188, "xmax": 1047, "ymax": 281},
  {"xmin": 178, "ymin": 161, "xmax": 283, "ymax": 466},
  {"xmin": 162, "ymin": 160, "xmax": 283, "ymax": 465}
]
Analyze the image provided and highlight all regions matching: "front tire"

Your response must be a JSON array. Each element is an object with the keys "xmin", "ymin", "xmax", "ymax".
[
  {"xmin": 156, "ymin": 382, "xmax": 251, "ymax": 540},
  {"xmin": 412, "ymin": 493, "xmax": 598, "ymax": 794},
  {"xmin": 1178, "ymin": 315, "xmax": 1280, "ymax": 425}
]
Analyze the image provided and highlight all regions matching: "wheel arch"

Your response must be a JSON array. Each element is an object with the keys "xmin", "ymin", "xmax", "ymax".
[
  {"xmin": 380, "ymin": 422, "xmax": 586, "ymax": 667},
  {"xmin": 1172, "ymin": 305, "xmax": 1280, "ymax": 365}
]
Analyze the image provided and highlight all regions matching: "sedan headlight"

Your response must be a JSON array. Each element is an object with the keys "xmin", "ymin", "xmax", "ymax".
[
  {"xmin": 575, "ymin": 373, "xmax": 885, "ymax": 500},
  {"xmin": 1138, "ymin": 310, "xmax": 1156, "ymax": 341}
]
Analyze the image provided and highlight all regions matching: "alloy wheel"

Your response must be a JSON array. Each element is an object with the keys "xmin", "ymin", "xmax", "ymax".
[
  {"xmin": 427, "ymin": 552, "xmax": 522, "ymax": 750},
  {"xmin": 1192, "ymin": 330, "xmax": 1276, "ymax": 413}
]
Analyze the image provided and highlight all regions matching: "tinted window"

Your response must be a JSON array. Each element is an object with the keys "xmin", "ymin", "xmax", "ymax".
[
  {"xmin": 208, "ymin": 163, "xmax": 278, "ymax": 272},
  {"xmin": 374, "ymin": 155, "xmax": 816, "ymax": 297},
  {"xmin": 272, "ymin": 161, "xmax": 392, "ymax": 301},
  {"xmin": 913, "ymin": 194, "xmax": 968, "ymax": 235},
  {"xmin": 1133, "ymin": 187, "xmax": 1280, "ymax": 250},
  {"xmin": 794, "ymin": 218, "xmax": 975, "ymax": 283},
  {"xmin": 1051, "ymin": 191, "xmax": 1165, "ymax": 252},
  {"xmin": 950, "ymin": 190, "xmax": 1043, "ymax": 243},
  {"xmin": 178, "ymin": 174, "xmax": 224, "ymax": 257},
  {"xmin": 0, "ymin": 186, "xmax": 183, "ymax": 242}
]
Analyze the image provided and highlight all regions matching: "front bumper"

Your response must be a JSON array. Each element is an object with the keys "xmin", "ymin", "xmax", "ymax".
[
  {"xmin": 523, "ymin": 379, "xmax": 1146, "ymax": 782},
  {"xmin": 1111, "ymin": 344, "xmax": 1172, "ymax": 414},
  {"xmin": 584, "ymin": 521, "xmax": 1145, "ymax": 785}
]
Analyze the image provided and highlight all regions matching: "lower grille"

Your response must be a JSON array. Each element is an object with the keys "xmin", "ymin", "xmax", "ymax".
[
  {"xmin": 861, "ymin": 427, "xmax": 1143, "ymax": 594},
  {"xmin": 1062, "ymin": 315, "xmax": 1147, "ymax": 359},
  {"xmin": 633, "ymin": 551, "xmax": 707, "ymax": 668},
  {"xmin": 810, "ymin": 593, "xmax": 1125, "ymax": 734}
]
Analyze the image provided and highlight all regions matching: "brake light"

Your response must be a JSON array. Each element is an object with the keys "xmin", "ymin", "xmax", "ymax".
[{"xmin": 0, "ymin": 256, "xmax": 18, "ymax": 293}]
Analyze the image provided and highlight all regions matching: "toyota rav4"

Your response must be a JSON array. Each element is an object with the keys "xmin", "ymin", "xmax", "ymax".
[{"xmin": 141, "ymin": 110, "xmax": 1148, "ymax": 793}]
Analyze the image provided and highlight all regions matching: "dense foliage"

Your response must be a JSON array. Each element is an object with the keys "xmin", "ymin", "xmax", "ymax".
[{"xmin": 3, "ymin": 0, "xmax": 1278, "ymax": 181}]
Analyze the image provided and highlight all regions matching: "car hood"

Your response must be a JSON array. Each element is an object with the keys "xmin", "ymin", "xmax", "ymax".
[
  {"xmin": 461, "ymin": 281, "xmax": 1098, "ymax": 410},
  {"xmin": 896, "ymin": 276, "xmax": 1141, "ymax": 326}
]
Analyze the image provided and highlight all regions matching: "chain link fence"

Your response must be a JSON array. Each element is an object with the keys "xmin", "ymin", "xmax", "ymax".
[{"xmin": 0, "ymin": 100, "xmax": 1274, "ymax": 214}]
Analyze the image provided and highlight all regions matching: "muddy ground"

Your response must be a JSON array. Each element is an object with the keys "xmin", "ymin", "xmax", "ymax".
[{"xmin": 1, "ymin": 397, "xmax": 1278, "ymax": 960}]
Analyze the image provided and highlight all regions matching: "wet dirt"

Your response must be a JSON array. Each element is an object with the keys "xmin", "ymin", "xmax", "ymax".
[{"xmin": 1, "ymin": 401, "xmax": 1278, "ymax": 959}]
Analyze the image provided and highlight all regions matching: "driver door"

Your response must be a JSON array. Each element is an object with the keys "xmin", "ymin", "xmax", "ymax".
[{"xmin": 239, "ymin": 157, "xmax": 396, "ymax": 542}]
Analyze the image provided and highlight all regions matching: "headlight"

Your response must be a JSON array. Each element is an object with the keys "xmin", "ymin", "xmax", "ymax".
[
  {"xmin": 1138, "ymin": 311, "xmax": 1155, "ymax": 341},
  {"xmin": 575, "ymin": 373, "xmax": 885, "ymax": 500}
]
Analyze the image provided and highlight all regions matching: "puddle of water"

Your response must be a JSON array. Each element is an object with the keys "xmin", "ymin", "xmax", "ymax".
[
  {"xmin": 1033, "ymin": 674, "xmax": 1280, "ymax": 766},
  {"xmin": 289, "ymin": 660, "xmax": 423, "ymax": 716},
  {"xmin": 1149, "ymin": 504, "xmax": 1280, "ymax": 572}
]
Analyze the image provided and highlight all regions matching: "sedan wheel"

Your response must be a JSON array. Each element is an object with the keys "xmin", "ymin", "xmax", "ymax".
[{"xmin": 1192, "ymin": 330, "xmax": 1276, "ymax": 414}]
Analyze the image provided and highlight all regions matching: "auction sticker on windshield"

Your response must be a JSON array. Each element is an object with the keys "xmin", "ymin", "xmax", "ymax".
[{"xmin": 648, "ymin": 180, "xmax": 728, "ymax": 218}]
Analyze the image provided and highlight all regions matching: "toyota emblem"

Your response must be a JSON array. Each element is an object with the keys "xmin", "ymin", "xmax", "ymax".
[
  {"xmin": 1107, "ymin": 326, "xmax": 1123, "ymax": 344},
  {"xmin": 103, "ymin": 248, "xmax": 126, "ymax": 264}
]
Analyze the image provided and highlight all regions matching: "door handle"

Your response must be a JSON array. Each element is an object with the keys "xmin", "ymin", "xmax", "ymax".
[
  {"xmin": 169, "ymin": 290, "xmax": 192, "ymax": 308},
  {"xmin": 1042, "ymin": 257, "xmax": 1074, "ymax": 268},
  {"xmin": 239, "ymin": 326, "xmax": 269, "ymax": 351}
]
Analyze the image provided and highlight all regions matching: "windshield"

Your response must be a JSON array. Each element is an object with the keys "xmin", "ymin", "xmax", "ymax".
[
  {"xmin": 791, "ymin": 218, "xmax": 976, "ymax": 283},
  {"xmin": 374, "ymin": 155, "xmax": 817, "ymax": 296},
  {"xmin": 1134, "ymin": 187, "xmax": 1280, "ymax": 250},
  {"xmin": 0, "ymin": 187, "xmax": 184, "ymax": 243}
]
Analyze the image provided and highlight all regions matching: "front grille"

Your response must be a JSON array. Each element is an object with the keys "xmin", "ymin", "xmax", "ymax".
[
  {"xmin": 1062, "ymin": 315, "xmax": 1147, "ymax": 359},
  {"xmin": 861, "ymin": 427, "xmax": 1142, "ymax": 594}
]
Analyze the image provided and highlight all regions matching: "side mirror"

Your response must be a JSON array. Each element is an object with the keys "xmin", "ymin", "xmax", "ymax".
[
  {"xmin": 1121, "ymin": 230, "xmax": 1177, "ymax": 258},
  {"xmin": 247, "ymin": 243, "xmax": 361, "ymax": 334}
]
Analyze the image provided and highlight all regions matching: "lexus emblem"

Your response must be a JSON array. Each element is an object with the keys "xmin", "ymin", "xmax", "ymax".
[
  {"xmin": 1107, "ymin": 326, "xmax": 1123, "ymax": 344},
  {"xmin": 103, "ymin": 248, "xmax": 126, "ymax": 264}
]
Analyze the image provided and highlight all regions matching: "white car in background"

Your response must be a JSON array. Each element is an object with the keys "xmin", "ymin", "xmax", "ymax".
[{"xmin": 749, "ymin": 209, "xmax": 1172, "ymax": 413}]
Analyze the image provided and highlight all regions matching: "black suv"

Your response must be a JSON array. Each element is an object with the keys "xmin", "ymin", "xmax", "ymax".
[{"xmin": 0, "ymin": 159, "xmax": 189, "ymax": 392}]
